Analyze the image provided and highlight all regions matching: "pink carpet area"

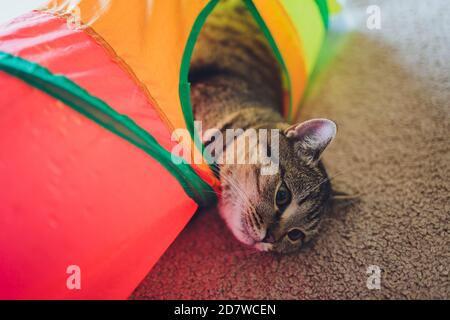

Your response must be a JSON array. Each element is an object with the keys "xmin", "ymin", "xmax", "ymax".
[{"xmin": 131, "ymin": 0, "xmax": 449, "ymax": 299}]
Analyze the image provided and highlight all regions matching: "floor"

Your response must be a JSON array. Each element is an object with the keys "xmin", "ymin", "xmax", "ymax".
[{"xmin": 131, "ymin": 0, "xmax": 449, "ymax": 299}]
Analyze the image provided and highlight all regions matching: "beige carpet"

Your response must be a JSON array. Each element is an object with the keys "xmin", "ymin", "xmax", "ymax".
[{"xmin": 131, "ymin": 0, "xmax": 449, "ymax": 299}]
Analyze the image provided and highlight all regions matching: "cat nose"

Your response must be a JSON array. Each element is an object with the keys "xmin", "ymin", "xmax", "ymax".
[{"xmin": 262, "ymin": 230, "xmax": 275, "ymax": 243}]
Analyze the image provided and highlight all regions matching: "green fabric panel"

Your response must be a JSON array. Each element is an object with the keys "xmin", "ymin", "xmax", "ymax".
[
  {"xmin": 0, "ymin": 51, "xmax": 217, "ymax": 207},
  {"xmin": 179, "ymin": 0, "xmax": 220, "ymax": 170}
]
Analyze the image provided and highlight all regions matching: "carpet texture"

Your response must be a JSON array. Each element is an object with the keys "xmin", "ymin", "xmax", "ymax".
[{"xmin": 131, "ymin": 0, "xmax": 449, "ymax": 299}]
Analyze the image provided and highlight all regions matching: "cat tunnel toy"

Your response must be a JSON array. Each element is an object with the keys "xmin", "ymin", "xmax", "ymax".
[{"xmin": 0, "ymin": 0, "xmax": 340, "ymax": 299}]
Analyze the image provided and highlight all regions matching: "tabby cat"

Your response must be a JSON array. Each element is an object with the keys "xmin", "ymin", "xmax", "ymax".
[{"xmin": 189, "ymin": 0, "xmax": 337, "ymax": 253}]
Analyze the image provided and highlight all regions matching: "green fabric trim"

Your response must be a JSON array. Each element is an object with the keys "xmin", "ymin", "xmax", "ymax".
[
  {"xmin": 179, "ymin": 0, "xmax": 220, "ymax": 173},
  {"xmin": 0, "ymin": 51, "xmax": 216, "ymax": 207},
  {"xmin": 243, "ymin": 0, "xmax": 293, "ymax": 122},
  {"xmin": 315, "ymin": 0, "xmax": 329, "ymax": 29}
]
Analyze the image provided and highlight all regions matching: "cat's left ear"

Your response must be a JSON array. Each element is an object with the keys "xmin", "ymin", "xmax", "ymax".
[{"xmin": 284, "ymin": 119, "xmax": 337, "ymax": 164}]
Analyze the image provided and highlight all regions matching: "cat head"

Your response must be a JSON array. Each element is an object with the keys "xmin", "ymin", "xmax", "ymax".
[{"xmin": 218, "ymin": 119, "xmax": 337, "ymax": 253}]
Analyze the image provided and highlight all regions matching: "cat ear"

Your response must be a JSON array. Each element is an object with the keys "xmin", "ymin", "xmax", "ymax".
[{"xmin": 285, "ymin": 119, "xmax": 337, "ymax": 164}]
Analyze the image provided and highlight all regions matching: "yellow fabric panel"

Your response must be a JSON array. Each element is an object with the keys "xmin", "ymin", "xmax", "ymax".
[
  {"xmin": 252, "ymin": 0, "xmax": 308, "ymax": 120},
  {"xmin": 327, "ymin": 0, "xmax": 342, "ymax": 14},
  {"xmin": 281, "ymin": 0, "xmax": 325, "ymax": 76}
]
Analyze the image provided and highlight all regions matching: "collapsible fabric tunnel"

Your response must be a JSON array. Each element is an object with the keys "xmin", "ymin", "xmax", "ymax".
[{"xmin": 0, "ymin": 0, "xmax": 340, "ymax": 299}]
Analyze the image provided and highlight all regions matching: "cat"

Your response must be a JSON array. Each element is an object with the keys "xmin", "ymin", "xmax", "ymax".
[{"xmin": 189, "ymin": 0, "xmax": 337, "ymax": 253}]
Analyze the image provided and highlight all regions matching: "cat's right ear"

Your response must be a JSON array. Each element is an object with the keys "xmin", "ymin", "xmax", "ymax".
[{"xmin": 284, "ymin": 118, "xmax": 337, "ymax": 165}]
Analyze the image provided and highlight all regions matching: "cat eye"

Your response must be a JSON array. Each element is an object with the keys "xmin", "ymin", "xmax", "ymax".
[
  {"xmin": 275, "ymin": 183, "xmax": 291, "ymax": 209},
  {"xmin": 287, "ymin": 229, "xmax": 305, "ymax": 242}
]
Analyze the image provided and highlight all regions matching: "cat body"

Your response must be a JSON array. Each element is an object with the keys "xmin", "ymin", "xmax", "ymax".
[{"xmin": 190, "ymin": 0, "xmax": 337, "ymax": 253}]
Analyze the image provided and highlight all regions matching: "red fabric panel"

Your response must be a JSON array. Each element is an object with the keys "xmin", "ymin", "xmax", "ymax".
[{"xmin": 0, "ymin": 52, "xmax": 197, "ymax": 299}]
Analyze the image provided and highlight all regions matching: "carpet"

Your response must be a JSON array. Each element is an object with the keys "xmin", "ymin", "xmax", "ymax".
[{"xmin": 131, "ymin": 0, "xmax": 449, "ymax": 299}]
